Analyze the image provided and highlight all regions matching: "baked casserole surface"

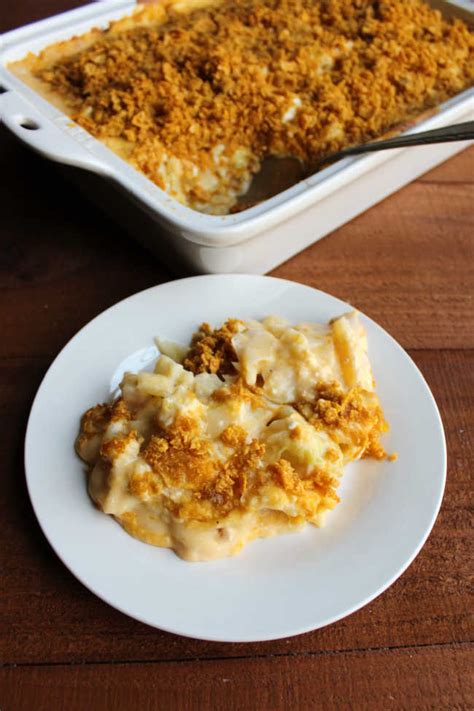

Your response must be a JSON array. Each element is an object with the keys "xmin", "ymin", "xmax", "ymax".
[{"xmin": 10, "ymin": 0, "xmax": 474, "ymax": 213}]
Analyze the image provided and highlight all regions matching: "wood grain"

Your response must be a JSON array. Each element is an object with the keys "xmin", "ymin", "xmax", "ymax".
[
  {"xmin": 417, "ymin": 150, "xmax": 474, "ymax": 183},
  {"xmin": 272, "ymin": 178, "xmax": 474, "ymax": 350},
  {"xmin": 1, "ymin": 645, "xmax": 473, "ymax": 711},
  {"xmin": 1, "ymin": 1, "xmax": 473, "ymax": 708}
]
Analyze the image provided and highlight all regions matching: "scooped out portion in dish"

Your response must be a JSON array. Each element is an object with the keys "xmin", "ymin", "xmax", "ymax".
[
  {"xmin": 76, "ymin": 312, "xmax": 392, "ymax": 561},
  {"xmin": 9, "ymin": 0, "xmax": 474, "ymax": 214}
]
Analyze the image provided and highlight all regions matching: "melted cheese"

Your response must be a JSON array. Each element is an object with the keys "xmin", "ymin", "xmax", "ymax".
[{"xmin": 233, "ymin": 314, "xmax": 374, "ymax": 402}]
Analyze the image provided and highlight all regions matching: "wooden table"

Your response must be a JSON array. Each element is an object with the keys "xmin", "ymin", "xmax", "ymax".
[{"xmin": 1, "ymin": 3, "xmax": 473, "ymax": 708}]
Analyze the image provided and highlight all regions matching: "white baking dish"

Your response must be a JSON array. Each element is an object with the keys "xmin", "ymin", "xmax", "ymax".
[{"xmin": 1, "ymin": 0, "xmax": 473, "ymax": 274}]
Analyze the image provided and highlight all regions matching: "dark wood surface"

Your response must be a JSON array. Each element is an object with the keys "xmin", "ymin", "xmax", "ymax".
[{"xmin": 1, "ymin": 3, "xmax": 473, "ymax": 709}]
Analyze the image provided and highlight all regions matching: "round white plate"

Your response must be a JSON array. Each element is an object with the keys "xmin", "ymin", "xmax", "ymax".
[{"xmin": 25, "ymin": 275, "xmax": 446, "ymax": 642}]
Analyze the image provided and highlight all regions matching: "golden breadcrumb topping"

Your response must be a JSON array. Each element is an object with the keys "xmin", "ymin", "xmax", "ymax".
[
  {"xmin": 201, "ymin": 436, "xmax": 265, "ymax": 514},
  {"xmin": 100, "ymin": 430, "xmax": 140, "ymax": 460},
  {"xmin": 75, "ymin": 402, "xmax": 113, "ymax": 461},
  {"xmin": 130, "ymin": 470, "xmax": 163, "ymax": 498},
  {"xmin": 89, "ymin": 405, "xmax": 344, "ymax": 522},
  {"xmin": 219, "ymin": 423, "xmax": 248, "ymax": 448},
  {"xmin": 25, "ymin": 0, "xmax": 473, "ymax": 211},
  {"xmin": 268, "ymin": 458, "xmax": 339, "ymax": 505},
  {"xmin": 294, "ymin": 381, "xmax": 389, "ymax": 459},
  {"xmin": 78, "ymin": 403, "xmax": 111, "ymax": 437},
  {"xmin": 140, "ymin": 414, "xmax": 267, "ymax": 520},
  {"xmin": 183, "ymin": 319, "xmax": 241, "ymax": 377},
  {"xmin": 211, "ymin": 377, "xmax": 264, "ymax": 409},
  {"xmin": 142, "ymin": 415, "xmax": 217, "ymax": 490},
  {"xmin": 109, "ymin": 398, "xmax": 132, "ymax": 422}
]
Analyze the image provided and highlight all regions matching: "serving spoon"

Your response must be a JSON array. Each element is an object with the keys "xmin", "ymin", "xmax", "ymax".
[{"xmin": 235, "ymin": 120, "xmax": 474, "ymax": 209}]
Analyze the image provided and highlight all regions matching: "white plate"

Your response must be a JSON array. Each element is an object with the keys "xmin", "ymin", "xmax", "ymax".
[{"xmin": 25, "ymin": 275, "xmax": 446, "ymax": 642}]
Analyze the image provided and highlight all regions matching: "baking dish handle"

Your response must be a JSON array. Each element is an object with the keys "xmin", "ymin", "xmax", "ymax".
[{"xmin": 0, "ymin": 90, "xmax": 111, "ymax": 176}]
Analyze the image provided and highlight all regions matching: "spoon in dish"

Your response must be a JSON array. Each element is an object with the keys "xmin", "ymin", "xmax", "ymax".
[{"xmin": 234, "ymin": 120, "xmax": 474, "ymax": 209}]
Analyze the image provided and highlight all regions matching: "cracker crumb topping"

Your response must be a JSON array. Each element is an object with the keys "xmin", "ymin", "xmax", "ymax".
[
  {"xmin": 183, "ymin": 319, "xmax": 241, "ymax": 377},
  {"xmin": 21, "ymin": 0, "xmax": 473, "ymax": 213}
]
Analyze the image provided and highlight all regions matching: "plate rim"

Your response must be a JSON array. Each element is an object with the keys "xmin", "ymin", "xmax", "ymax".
[{"xmin": 24, "ymin": 274, "xmax": 447, "ymax": 642}]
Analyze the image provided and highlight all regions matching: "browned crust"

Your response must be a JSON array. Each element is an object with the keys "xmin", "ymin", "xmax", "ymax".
[
  {"xmin": 10, "ymin": 0, "xmax": 474, "ymax": 213},
  {"xmin": 183, "ymin": 319, "xmax": 241, "ymax": 378}
]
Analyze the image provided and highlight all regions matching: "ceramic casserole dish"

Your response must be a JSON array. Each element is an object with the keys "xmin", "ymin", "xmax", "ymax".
[{"xmin": 0, "ymin": 0, "xmax": 473, "ymax": 274}]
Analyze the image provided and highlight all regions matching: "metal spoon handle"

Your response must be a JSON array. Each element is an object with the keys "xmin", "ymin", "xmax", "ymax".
[
  {"xmin": 237, "ymin": 121, "xmax": 474, "ymax": 208},
  {"xmin": 332, "ymin": 121, "xmax": 474, "ymax": 160}
]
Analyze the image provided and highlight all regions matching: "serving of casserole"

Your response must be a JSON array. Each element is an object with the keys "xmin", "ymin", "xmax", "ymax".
[{"xmin": 76, "ymin": 311, "xmax": 392, "ymax": 561}]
